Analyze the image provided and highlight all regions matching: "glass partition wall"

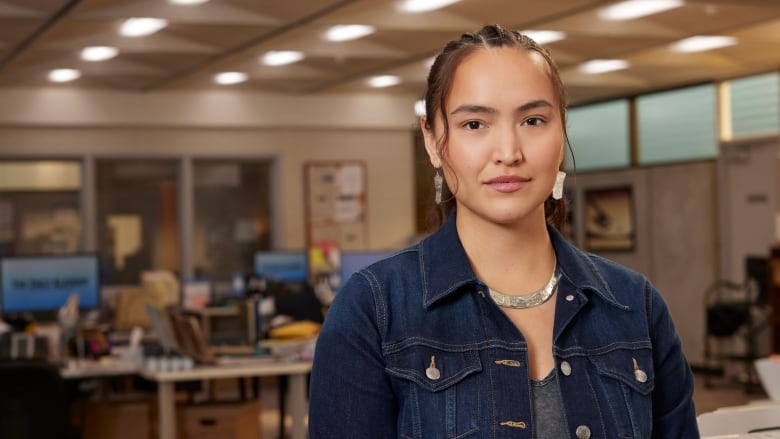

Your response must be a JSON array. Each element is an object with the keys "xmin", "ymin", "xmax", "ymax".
[
  {"xmin": 0, "ymin": 161, "xmax": 83, "ymax": 256},
  {"xmin": 96, "ymin": 159, "xmax": 180, "ymax": 285},
  {"xmin": 0, "ymin": 156, "xmax": 276, "ymax": 319},
  {"xmin": 193, "ymin": 160, "xmax": 273, "ymax": 298}
]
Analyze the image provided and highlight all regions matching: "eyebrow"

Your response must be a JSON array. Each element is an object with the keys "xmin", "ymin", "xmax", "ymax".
[
  {"xmin": 517, "ymin": 99, "xmax": 553, "ymax": 113},
  {"xmin": 449, "ymin": 99, "xmax": 553, "ymax": 116}
]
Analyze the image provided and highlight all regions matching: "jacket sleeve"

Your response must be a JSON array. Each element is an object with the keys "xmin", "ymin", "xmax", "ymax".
[
  {"xmin": 308, "ymin": 271, "xmax": 397, "ymax": 438},
  {"xmin": 646, "ymin": 281, "xmax": 700, "ymax": 438}
]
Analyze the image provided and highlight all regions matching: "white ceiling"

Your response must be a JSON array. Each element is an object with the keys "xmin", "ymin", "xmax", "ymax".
[{"xmin": 0, "ymin": 0, "xmax": 779, "ymax": 106}]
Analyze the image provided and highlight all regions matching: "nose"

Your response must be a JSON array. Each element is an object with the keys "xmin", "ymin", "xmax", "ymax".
[{"xmin": 493, "ymin": 124, "xmax": 522, "ymax": 165}]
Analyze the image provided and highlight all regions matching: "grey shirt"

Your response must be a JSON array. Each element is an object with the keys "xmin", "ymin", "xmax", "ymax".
[{"xmin": 532, "ymin": 370, "xmax": 569, "ymax": 438}]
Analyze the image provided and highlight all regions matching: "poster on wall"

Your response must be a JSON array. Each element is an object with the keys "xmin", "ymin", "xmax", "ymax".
[
  {"xmin": 304, "ymin": 161, "xmax": 368, "ymax": 277},
  {"xmin": 563, "ymin": 187, "xmax": 575, "ymax": 243},
  {"xmin": 584, "ymin": 186, "xmax": 635, "ymax": 252}
]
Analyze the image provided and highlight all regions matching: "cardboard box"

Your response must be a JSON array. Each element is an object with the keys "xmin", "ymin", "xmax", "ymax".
[
  {"xmin": 82, "ymin": 400, "xmax": 152, "ymax": 439},
  {"xmin": 177, "ymin": 400, "xmax": 261, "ymax": 439}
]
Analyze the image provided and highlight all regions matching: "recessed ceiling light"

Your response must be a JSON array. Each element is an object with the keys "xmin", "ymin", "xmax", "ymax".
[
  {"xmin": 521, "ymin": 30, "xmax": 567, "ymax": 45},
  {"xmin": 214, "ymin": 72, "xmax": 248, "ymax": 85},
  {"xmin": 325, "ymin": 24, "xmax": 375, "ymax": 42},
  {"xmin": 168, "ymin": 0, "xmax": 209, "ymax": 4},
  {"xmin": 260, "ymin": 50, "xmax": 305, "ymax": 66},
  {"xmin": 120, "ymin": 17, "xmax": 168, "ymax": 37},
  {"xmin": 368, "ymin": 75, "xmax": 401, "ymax": 88},
  {"xmin": 579, "ymin": 59, "xmax": 630, "ymax": 75},
  {"xmin": 48, "ymin": 69, "xmax": 81, "ymax": 83},
  {"xmin": 670, "ymin": 35, "xmax": 737, "ymax": 53},
  {"xmin": 599, "ymin": 0, "xmax": 683, "ymax": 21},
  {"xmin": 398, "ymin": 0, "xmax": 461, "ymax": 13},
  {"xmin": 81, "ymin": 46, "xmax": 119, "ymax": 62}
]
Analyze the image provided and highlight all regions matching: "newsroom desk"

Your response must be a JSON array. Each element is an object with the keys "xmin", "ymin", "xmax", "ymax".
[
  {"xmin": 698, "ymin": 400, "xmax": 780, "ymax": 437},
  {"xmin": 61, "ymin": 358, "xmax": 312, "ymax": 439},
  {"xmin": 139, "ymin": 359, "xmax": 312, "ymax": 439},
  {"xmin": 60, "ymin": 359, "xmax": 140, "ymax": 379}
]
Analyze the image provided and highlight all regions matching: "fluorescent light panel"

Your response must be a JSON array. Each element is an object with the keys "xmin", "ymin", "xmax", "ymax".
[
  {"xmin": 325, "ymin": 24, "xmax": 375, "ymax": 42},
  {"xmin": 670, "ymin": 35, "xmax": 737, "ymax": 53},
  {"xmin": 579, "ymin": 59, "xmax": 630, "ymax": 74},
  {"xmin": 521, "ymin": 30, "xmax": 566, "ymax": 45},
  {"xmin": 214, "ymin": 72, "xmax": 248, "ymax": 85},
  {"xmin": 48, "ymin": 69, "xmax": 81, "ymax": 83},
  {"xmin": 398, "ymin": 0, "xmax": 461, "ymax": 13},
  {"xmin": 261, "ymin": 50, "xmax": 305, "ymax": 66},
  {"xmin": 599, "ymin": 0, "xmax": 683, "ymax": 21},
  {"xmin": 120, "ymin": 18, "xmax": 168, "ymax": 37},
  {"xmin": 368, "ymin": 75, "xmax": 401, "ymax": 88},
  {"xmin": 81, "ymin": 46, "xmax": 119, "ymax": 62}
]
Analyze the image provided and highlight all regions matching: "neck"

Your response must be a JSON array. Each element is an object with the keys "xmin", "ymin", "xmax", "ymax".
[{"xmin": 456, "ymin": 210, "xmax": 556, "ymax": 296}]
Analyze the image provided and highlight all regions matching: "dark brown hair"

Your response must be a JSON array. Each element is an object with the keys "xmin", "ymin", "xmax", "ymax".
[{"xmin": 423, "ymin": 24, "xmax": 571, "ymax": 233}]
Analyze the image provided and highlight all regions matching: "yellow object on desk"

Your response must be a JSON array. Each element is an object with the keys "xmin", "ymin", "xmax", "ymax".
[{"xmin": 269, "ymin": 320, "xmax": 321, "ymax": 339}]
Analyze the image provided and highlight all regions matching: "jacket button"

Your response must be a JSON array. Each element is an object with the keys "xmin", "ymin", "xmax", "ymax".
[
  {"xmin": 576, "ymin": 425, "xmax": 591, "ymax": 439},
  {"xmin": 560, "ymin": 361, "xmax": 572, "ymax": 376},
  {"xmin": 426, "ymin": 356, "xmax": 441, "ymax": 380},
  {"xmin": 565, "ymin": 294, "xmax": 575, "ymax": 302}
]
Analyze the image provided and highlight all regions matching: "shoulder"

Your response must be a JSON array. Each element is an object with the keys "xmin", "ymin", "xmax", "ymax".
[
  {"xmin": 555, "ymin": 241, "xmax": 658, "ymax": 315},
  {"xmin": 332, "ymin": 247, "xmax": 421, "ymax": 306}
]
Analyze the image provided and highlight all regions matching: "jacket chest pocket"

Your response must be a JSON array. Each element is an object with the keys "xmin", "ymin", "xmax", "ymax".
[
  {"xmin": 589, "ymin": 347, "xmax": 654, "ymax": 439},
  {"xmin": 385, "ymin": 344, "xmax": 482, "ymax": 439}
]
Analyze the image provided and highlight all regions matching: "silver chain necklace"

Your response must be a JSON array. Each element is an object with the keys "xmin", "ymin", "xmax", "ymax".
[{"xmin": 488, "ymin": 262, "xmax": 560, "ymax": 309}]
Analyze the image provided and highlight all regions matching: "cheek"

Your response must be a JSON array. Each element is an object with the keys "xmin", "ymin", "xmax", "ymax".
[
  {"xmin": 529, "ymin": 132, "xmax": 564, "ymax": 168},
  {"xmin": 444, "ymin": 140, "xmax": 486, "ymax": 181}
]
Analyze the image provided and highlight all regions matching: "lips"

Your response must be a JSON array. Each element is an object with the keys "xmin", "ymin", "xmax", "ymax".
[{"xmin": 486, "ymin": 175, "xmax": 529, "ymax": 193}]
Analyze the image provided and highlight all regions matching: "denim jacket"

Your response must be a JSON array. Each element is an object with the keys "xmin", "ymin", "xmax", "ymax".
[{"xmin": 309, "ymin": 214, "xmax": 699, "ymax": 438}]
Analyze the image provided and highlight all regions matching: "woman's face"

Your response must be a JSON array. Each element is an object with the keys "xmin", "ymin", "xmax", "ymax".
[{"xmin": 424, "ymin": 47, "xmax": 564, "ymax": 227}]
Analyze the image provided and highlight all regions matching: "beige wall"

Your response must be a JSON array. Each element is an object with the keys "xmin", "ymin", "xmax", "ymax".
[{"xmin": 0, "ymin": 87, "xmax": 422, "ymax": 251}]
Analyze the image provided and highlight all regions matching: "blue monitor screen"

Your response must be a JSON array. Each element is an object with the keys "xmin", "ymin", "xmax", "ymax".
[
  {"xmin": 338, "ymin": 251, "xmax": 393, "ymax": 292},
  {"xmin": 254, "ymin": 251, "xmax": 308, "ymax": 282},
  {"xmin": 0, "ymin": 254, "xmax": 101, "ymax": 314}
]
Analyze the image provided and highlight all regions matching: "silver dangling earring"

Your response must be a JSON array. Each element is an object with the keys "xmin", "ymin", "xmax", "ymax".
[
  {"xmin": 552, "ymin": 171, "xmax": 566, "ymax": 200},
  {"xmin": 434, "ymin": 169, "xmax": 443, "ymax": 204}
]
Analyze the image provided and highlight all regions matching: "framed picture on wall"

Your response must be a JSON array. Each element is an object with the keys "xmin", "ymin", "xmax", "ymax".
[
  {"xmin": 584, "ymin": 185, "xmax": 635, "ymax": 252},
  {"xmin": 563, "ymin": 187, "xmax": 575, "ymax": 243}
]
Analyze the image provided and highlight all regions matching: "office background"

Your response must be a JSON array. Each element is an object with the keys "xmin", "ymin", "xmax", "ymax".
[{"xmin": 1, "ymin": 0, "xmax": 780, "ymax": 371}]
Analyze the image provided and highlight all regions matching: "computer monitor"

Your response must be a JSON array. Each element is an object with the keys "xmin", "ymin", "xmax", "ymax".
[
  {"xmin": 338, "ymin": 251, "xmax": 393, "ymax": 292},
  {"xmin": 0, "ymin": 254, "xmax": 101, "ymax": 315},
  {"xmin": 254, "ymin": 251, "xmax": 308, "ymax": 283}
]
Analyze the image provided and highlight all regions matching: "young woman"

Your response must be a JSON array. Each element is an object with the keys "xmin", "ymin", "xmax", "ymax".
[{"xmin": 309, "ymin": 24, "xmax": 699, "ymax": 438}]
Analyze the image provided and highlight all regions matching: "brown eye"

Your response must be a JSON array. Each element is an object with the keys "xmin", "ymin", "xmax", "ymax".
[
  {"xmin": 524, "ymin": 117, "xmax": 545, "ymax": 126},
  {"xmin": 463, "ymin": 120, "xmax": 484, "ymax": 130}
]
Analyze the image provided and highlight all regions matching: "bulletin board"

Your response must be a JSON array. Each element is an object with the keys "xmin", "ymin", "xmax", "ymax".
[{"xmin": 304, "ymin": 161, "xmax": 367, "ymax": 252}]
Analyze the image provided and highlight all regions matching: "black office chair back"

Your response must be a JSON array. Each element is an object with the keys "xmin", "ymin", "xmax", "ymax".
[
  {"xmin": 0, "ymin": 359, "xmax": 69, "ymax": 439},
  {"xmin": 745, "ymin": 256, "xmax": 769, "ymax": 305}
]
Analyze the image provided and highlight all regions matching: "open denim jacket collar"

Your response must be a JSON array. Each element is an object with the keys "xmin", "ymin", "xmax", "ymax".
[{"xmin": 420, "ymin": 213, "xmax": 626, "ymax": 310}]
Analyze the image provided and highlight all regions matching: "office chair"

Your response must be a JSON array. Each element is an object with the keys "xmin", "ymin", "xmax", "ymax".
[
  {"xmin": 0, "ymin": 359, "xmax": 74, "ymax": 439},
  {"xmin": 703, "ymin": 256, "xmax": 770, "ymax": 392}
]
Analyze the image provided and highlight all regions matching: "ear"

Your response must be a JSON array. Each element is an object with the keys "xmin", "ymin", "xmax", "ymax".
[{"xmin": 420, "ymin": 116, "xmax": 442, "ymax": 168}]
